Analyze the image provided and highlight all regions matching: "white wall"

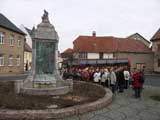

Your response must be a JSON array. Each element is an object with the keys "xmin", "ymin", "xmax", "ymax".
[
  {"xmin": 87, "ymin": 53, "xmax": 113, "ymax": 59},
  {"xmin": 88, "ymin": 53, "xmax": 99, "ymax": 59},
  {"xmin": 103, "ymin": 53, "xmax": 113, "ymax": 59}
]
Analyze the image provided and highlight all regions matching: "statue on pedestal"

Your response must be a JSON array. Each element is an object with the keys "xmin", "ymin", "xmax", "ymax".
[{"xmin": 42, "ymin": 9, "xmax": 49, "ymax": 23}]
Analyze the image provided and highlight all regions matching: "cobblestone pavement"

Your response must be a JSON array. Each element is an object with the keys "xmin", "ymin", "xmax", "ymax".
[{"xmin": 58, "ymin": 86, "xmax": 160, "ymax": 120}]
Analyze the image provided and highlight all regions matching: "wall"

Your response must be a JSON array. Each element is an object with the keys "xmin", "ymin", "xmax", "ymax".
[
  {"xmin": 24, "ymin": 51, "xmax": 32, "ymax": 70},
  {"xmin": 103, "ymin": 53, "xmax": 113, "ymax": 59},
  {"xmin": 0, "ymin": 27, "xmax": 25, "ymax": 74},
  {"xmin": 115, "ymin": 52, "xmax": 154, "ymax": 72},
  {"xmin": 88, "ymin": 53, "xmax": 99, "ymax": 59},
  {"xmin": 152, "ymin": 40, "xmax": 160, "ymax": 52},
  {"xmin": 152, "ymin": 40, "xmax": 160, "ymax": 72}
]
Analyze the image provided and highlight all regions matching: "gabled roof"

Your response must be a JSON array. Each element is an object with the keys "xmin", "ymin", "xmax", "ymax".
[
  {"xmin": 25, "ymin": 27, "xmax": 32, "ymax": 36},
  {"xmin": 151, "ymin": 28, "xmax": 160, "ymax": 41},
  {"xmin": 127, "ymin": 33, "xmax": 150, "ymax": 43},
  {"xmin": 0, "ymin": 13, "xmax": 25, "ymax": 35},
  {"xmin": 24, "ymin": 42, "xmax": 32, "ymax": 52},
  {"xmin": 62, "ymin": 48, "xmax": 73, "ymax": 54},
  {"xmin": 73, "ymin": 36, "xmax": 152, "ymax": 53}
]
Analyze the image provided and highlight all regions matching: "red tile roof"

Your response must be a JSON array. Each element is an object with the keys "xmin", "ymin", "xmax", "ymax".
[
  {"xmin": 62, "ymin": 48, "xmax": 73, "ymax": 54},
  {"xmin": 24, "ymin": 42, "xmax": 32, "ymax": 52},
  {"xmin": 73, "ymin": 36, "xmax": 152, "ymax": 53},
  {"xmin": 151, "ymin": 28, "xmax": 160, "ymax": 41},
  {"xmin": 117, "ymin": 38, "xmax": 151, "ymax": 52}
]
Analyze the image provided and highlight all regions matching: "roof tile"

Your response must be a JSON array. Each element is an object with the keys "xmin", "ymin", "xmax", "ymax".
[{"xmin": 73, "ymin": 36, "xmax": 152, "ymax": 53}]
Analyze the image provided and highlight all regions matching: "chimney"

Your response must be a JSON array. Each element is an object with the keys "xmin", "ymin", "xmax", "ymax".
[{"xmin": 92, "ymin": 31, "xmax": 96, "ymax": 37}]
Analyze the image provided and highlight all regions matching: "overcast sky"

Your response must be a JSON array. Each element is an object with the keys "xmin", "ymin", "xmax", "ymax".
[{"xmin": 0, "ymin": 0, "xmax": 160, "ymax": 52}]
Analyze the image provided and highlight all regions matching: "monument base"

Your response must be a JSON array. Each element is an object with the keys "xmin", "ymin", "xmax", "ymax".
[{"xmin": 15, "ymin": 72, "xmax": 73, "ymax": 96}]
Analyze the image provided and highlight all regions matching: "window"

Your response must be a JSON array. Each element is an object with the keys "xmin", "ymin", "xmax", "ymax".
[
  {"xmin": 18, "ymin": 37, "xmax": 21, "ymax": 47},
  {"xmin": 0, "ymin": 32, "xmax": 5, "ymax": 44},
  {"xmin": 158, "ymin": 59, "xmax": 160, "ymax": 67},
  {"xmin": 0, "ymin": 55, "xmax": 4, "ymax": 66},
  {"xmin": 8, "ymin": 55, "xmax": 13, "ymax": 66},
  {"xmin": 9, "ymin": 34, "xmax": 14, "ymax": 46},
  {"xmin": 99, "ymin": 53, "xmax": 103, "ymax": 59},
  {"xmin": 79, "ymin": 52, "xmax": 87, "ymax": 59},
  {"xmin": 16, "ymin": 56, "xmax": 20, "ymax": 66}
]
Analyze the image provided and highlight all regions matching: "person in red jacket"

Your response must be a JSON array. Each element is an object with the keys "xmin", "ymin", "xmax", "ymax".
[{"xmin": 132, "ymin": 69, "xmax": 143, "ymax": 98}]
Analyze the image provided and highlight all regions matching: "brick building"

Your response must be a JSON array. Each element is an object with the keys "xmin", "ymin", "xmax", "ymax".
[
  {"xmin": 151, "ymin": 28, "xmax": 160, "ymax": 72},
  {"xmin": 63, "ymin": 32, "xmax": 154, "ymax": 72},
  {"xmin": 0, "ymin": 13, "xmax": 25, "ymax": 74}
]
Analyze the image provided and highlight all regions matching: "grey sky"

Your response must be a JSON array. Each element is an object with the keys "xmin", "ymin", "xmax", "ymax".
[{"xmin": 0, "ymin": 0, "xmax": 160, "ymax": 52}]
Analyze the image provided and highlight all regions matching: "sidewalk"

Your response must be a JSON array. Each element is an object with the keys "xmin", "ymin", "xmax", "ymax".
[{"xmin": 59, "ymin": 86, "xmax": 160, "ymax": 120}]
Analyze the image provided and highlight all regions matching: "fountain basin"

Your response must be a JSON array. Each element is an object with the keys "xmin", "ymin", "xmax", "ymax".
[{"xmin": 0, "ymin": 81, "xmax": 112, "ymax": 119}]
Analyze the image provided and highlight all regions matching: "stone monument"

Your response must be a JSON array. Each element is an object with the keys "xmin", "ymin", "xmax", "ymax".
[
  {"xmin": 32, "ymin": 9, "xmax": 59, "ymax": 87},
  {"xmin": 16, "ymin": 10, "xmax": 73, "ymax": 95}
]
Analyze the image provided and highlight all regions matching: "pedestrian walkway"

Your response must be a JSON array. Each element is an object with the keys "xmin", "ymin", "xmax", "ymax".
[{"xmin": 58, "ymin": 86, "xmax": 160, "ymax": 120}]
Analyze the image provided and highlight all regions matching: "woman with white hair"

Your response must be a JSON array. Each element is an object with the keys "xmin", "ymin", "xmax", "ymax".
[
  {"xmin": 93, "ymin": 68, "xmax": 101, "ymax": 83},
  {"xmin": 101, "ymin": 68, "xmax": 109, "ymax": 87},
  {"xmin": 110, "ymin": 67, "xmax": 117, "ymax": 93}
]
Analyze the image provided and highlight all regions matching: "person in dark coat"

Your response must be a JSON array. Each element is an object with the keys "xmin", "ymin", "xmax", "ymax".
[
  {"xmin": 132, "ymin": 69, "xmax": 143, "ymax": 98},
  {"xmin": 117, "ymin": 67, "xmax": 125, "ymax": 93}
]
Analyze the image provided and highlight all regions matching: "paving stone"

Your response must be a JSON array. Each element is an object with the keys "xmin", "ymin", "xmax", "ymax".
[
  {"xmin": 154, "ymin": 102, "xmax": 160, "ymax": 108},
  {"xmin": 124, "ymin": 116, "xmax": 142, "ymax": 120},
  {"xmin": 79, "ymin": 112, "xmax": 95, "ymax": 120},
  {"xmin": 117, "ymin": 106, "xmax": 138, "ymax": 118},
  {"xmin": 62, "ymin": 115, "xmax": 79, "ymax": 120},
  {"xmin": 55, "ymin": 86, "xmax": 160, "ymax": 120},
  {"xmin": 107, "ymin": 103, "xmax": 121, "ymax": 110},
  {"xmin": 143, "ymin": 99, "xmax": 158, "ymax": 107},
  {"xmin": 128, "ymin": 102, "xmax": 147, "ymax": 111},
  {"xmin": 94, "ymin": 108, "xmax": 110, "ymax": 115},
  {"xmin": 145, "ymin": 108, "xmax": 160, "ymax": 116},
  {"xmin": 88, "ymin": 115, "xmax": 112, "ymax": 120},
  {"xmin": 138, "ymin": 111, "xmax": 160, "ymax": 120},
  {"xmin": 102, "ymin": 111, "xmax": 126, "ymax": 120}
]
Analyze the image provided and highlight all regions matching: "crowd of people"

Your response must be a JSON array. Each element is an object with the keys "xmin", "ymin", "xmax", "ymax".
[{"xmin": 61, "ymin": 65, "xmax": 145, "ymax": 99}]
